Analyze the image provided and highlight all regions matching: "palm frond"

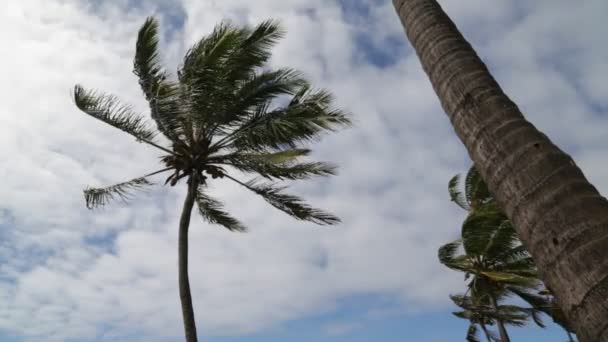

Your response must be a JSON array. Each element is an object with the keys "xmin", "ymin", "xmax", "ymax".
[
  {"xmin": 133, "ymin": 18, "xmax": 188, "ymax": 143},
  {"xmin": 212, "ymin": 68, "xmax": 307, "ymax": 130},
  {"xmin": 483, "ymin": 220, "xmax": 519, "ymax": 260},
  {"xmin": 217, "ymin": 149, "xmax": 336, "ymax": 180},
  {"xmin": 227, "ymin": 85, "xmax": 351, "ymax": 150},
  {"xmin": 84, "ymin": 177, "xmax": 152, "ymax": 209},
  {"xmin": 134, "ymin": 17, "xmax": 166, "ymax": 98},
  {"xmin": 74, "ymin": 85, "xmax": 157, "ymax": 142},
  {"xmin": 226, "ymin": 176, "xmax": 339, "ymax": 225},
  {"xmin": 480, "ymin": 271, "xmax": 539, "ymax": 287},
  {"xmin": 448, "ymin": 174, "xmax": 469, "ymax": 210},
  {"xmin": 225, "ymin": 20, "xmax": 285, "ymax": 82},
  {"xmin": 466, "ymin": 324, "xmax": 481, "ymax": 342},
  {"xmin": 438, "ymin": 240, "xmax": 469, "ymax": 271},
  {"xmin": 465, "ymin": 166, "xmax": 492, "ymax": 207},
  {"xmin": 461, "ymin": 205, "xmax": 509, "ymax": 256},
  {"xmin": 195, "ymin": 189, "xmax": 246, "ymax": 232}
]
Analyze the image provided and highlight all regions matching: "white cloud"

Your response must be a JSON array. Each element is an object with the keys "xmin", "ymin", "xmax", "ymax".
[{"xmin": 0, "ymin": 0, "xmax": 605, "ymax": 341}]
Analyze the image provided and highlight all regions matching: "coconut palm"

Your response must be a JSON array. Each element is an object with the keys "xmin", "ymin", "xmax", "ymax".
[
  {"xmin": 441, "ymin": 167, "xmax": 545, "ymax": 341},
  {"xmin": 74, "ymin": 17, "xmax": 350, "ymax": 342},
  {"xmin": 392, "ymin": 1, "xmax": 608, "ymax": 340}
]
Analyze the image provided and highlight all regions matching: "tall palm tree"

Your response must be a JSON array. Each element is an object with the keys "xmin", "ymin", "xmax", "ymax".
[
  {"xmin": 74, "ymin": 17, "xmax": 350, "ymax": 342},
  {"xmin": 392, "ymin": 1, "xmax": 608, "ymax": 340}
]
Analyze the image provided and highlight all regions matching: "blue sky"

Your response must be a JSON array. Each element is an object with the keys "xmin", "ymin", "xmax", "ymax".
[{"xmin": 0, "ymin": 0, "xmax": 606, "ymax": 341}]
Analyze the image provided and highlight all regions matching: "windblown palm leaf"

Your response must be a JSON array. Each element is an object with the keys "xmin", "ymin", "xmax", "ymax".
[
  {"xmin": 84, "ymin": 177, "xmax": 152, "ymax": 209},
  {"xmin": 74, "ymin": 85, "xmax": 157, "ymax": 143}
]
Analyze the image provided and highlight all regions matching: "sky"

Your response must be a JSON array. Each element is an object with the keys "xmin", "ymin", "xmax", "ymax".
[{"xmin": 0, "ymin": 0, "xmax": 606, "ymax": 341}]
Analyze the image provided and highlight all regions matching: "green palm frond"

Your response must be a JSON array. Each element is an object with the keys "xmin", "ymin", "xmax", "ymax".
[
  {"xmin": 466, "ymin": 324, "xmax": 481, "ymax": 342},
  {"xmin": 227, "ymin": 176, "xmax": 339, "ymax": 225},
  {"xmin": 483, "ymin": 220, "xmax": 519, "ymax": 260},
  {"xmin": 180, "ymin": 21, "xmax": 243, "ymax": 81},
  {"xmin": 226, "ymin": 20, "xmax": 285, "ymax": 81},
  {"xmin": 448, "ymin": 174, "xmax": 469, "ymax": 210},
  {"xmin": 74, "ymin": 85, "xmax": 157, "ymax": 142},
  {"xmin": 480, "ymin": 271, "xmax": 539, "ymax": 287},
  {"xmin": 495, "ymin": 257, "xmax": 538, "ymax": 277},
  {"xmin": 507, "ymin": 286, "xmax": 572, "ymax": 331},
  {"xmin": 84, "ymin": 177, "xmax": 153, "ymax": 209},
  {"xmin": 134, "ymin": 17, "xmax": 166, "ymax": 97},
  {"xmin": 465, "ymin": 166, "xmax": 492, "ymax": 208},
  {"xmin": 228, "ymin": 85, "xmax": 351, "ymax": 151},
  {"xmin": 438, "ymin": 240, "xmax": 470, "ymax": 271},
  {"xmin": 196, "ymin": 189, "xmax": 246, "ymax": 232},
  {"xmin": 461, "ymin": 205, "xmax": 509, "ymax": 257},
  {"xmin": 134, "ymin": 17, "xmax": 188, "ymax": 143},
  {"xmin": 212, "ymin": 68, "xmax": 307, "ymax": 129},
  {"xmin": 218, "ymin": 150, "xmax": 336, "ymax": 180}
]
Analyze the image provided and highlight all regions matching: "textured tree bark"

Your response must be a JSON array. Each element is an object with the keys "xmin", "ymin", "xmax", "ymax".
[
  {"xmin": 392, "ymin": 1, "xmax": 608, "ymax": 341},
  {"xmin": 178, "ymin": 176, "xmax": 199, "ymax": 342}
]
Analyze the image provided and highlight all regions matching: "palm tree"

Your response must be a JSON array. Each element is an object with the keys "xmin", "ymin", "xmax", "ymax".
[
  {"xmin": 74, "ymin": 17, "xmax": 350, "ymax": 342},
  {"xmin": 392, "ymin": 1, "xmax": 608, "ymax": 340},
  {"xmin": 439, "ymin": 227, "xmax": 542, "ymax": 341}
]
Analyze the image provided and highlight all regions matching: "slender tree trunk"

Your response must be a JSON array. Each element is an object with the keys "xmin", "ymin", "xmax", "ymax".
[
  {"xmin": 489, "ymin": 294, "xmax": 510, "ymax": 342},
  {"xmin": 178, "ymin": 176, "xmax": 199, "ymax": 342},
  {"xmin": 567, "ymin": 331, "xmax": 576, "ymax": 342},
  {"xmin": 480, "ymin": 323, "xmax": 492, "ymax": 342},
  {"xmin": 391, "ymin": 1, "xmax": 608, "ymax": 340}
]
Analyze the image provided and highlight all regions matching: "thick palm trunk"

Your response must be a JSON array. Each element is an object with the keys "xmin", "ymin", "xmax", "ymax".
[
  {"xmin": 178, "ymin": 177, "xmax": 199, "ymax": 342},
  {"xmin": 392, "ymin": 1, "xmax": 608, "ymax": 341},
  {"xmin": 489, "ymin": 294, "xmax": 510, "ymax": 342}
]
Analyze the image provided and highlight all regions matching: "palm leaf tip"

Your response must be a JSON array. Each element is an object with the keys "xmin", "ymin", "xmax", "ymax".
[
  {"xmin": 243, "ymin": 179, "xmax": 340, "ymax": 225},
  {"xmin": 448, "ymin": 174, "xmax": 469, "ymax": 210},
  {"xmin": 73, "ymin": 85, "xmax": 157, "ymax": 142},
  {"xmin": 134, "ymin": 17, "xmax": 161, "ymax": 76},
  {"xmin": 196, "ymin": 190, "xmax": 246, "ymax": 232},
  {"xmin": 84, "ymin": 177, "xmax": 153, "ymax": 209}
]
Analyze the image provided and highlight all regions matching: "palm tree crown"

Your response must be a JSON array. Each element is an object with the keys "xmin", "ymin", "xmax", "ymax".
[
  {"xmin": 75, "ymin": 17, "xmax": 350, "ymax": 230},
  {"xmin": 440, "ymin": 167, "xmax": 545, "ymax": 341}
]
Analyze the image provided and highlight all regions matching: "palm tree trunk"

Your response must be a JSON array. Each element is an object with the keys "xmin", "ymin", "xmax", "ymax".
[
  {"xmin": 391, "ymin": 1, "xmax": 608, "ymax": 340},
  {"xmin": 480, "ymin": 323, "xmax": 492, "ymax": 342},
  {"xmin": 488, "ymin": 294, "xmax": 510, "ymax": 342},
  {"xmin": 178, "ymin": 176, "xmax": 199, "ymax": 342}
]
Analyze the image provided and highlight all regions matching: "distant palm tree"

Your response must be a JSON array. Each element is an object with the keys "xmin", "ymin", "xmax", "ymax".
[
  {"xmin": 74, "ymin": 17, "xmax": 350, "ymax": 342},
  {"xmin": 440, "ymin": 167, "xmax": 545, "ymax": 341}
]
